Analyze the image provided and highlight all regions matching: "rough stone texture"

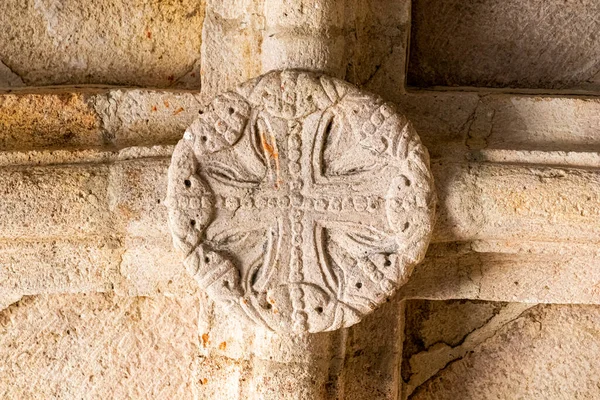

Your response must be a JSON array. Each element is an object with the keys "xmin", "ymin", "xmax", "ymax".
[
  {"xmin": 0, "ymin": 0, "xmax": 204, "ymax": 88},
  {"xmin": 92, "ymin": 90, "xmax": 204, "ymax": 147},
  {"xmin": 196, "ymin": 291, "xmax": 405, "ymax": 399},
  {"xmin": 397, "ymin": 93, "xmax": 600, "ymax": 162},
  {"xmin": 0, "ymin": 89, "xmax": 205, "ymax": 152},
  {"xmin": 1, "ymin": 2, "xmax": 599, "ymax": 396},
  {"xmin": 199, "ymin": 0, "xmax": 264, "ymax": 102},
  {"xmin": 167, "ymin": 70, "xmax": 436, "ymax": 333},
  {"xmin": 404, "ymin": 301, "xmax": 600, "ymax": 400},
  {"xmin": 408, "ymin": 0, "xmax": 600, "ymax": 90},
  {"xmin": 402, "ymin": 241, "xmax": 600, "ymax": 304},
  {"xmin": 200, "ymin": 0, "xmax": 411, "ymax": 103},
  {"xmin": 0, "ymin": 62, "xmax": 24, "ymax": 87},
  {"xmin": 0, "ymin": 92, "xmax": 102, "ymax": 150},
  {"xmin": 0, "ymin": 294, "xmax": 199, "ymax": 399},
  {"xmin": 0, "ymin": 0, "xmax": 410, "ymax": 96},
  {"xmin": 0, "ymin": 89, "xmax": 599, "ymax": 304}
]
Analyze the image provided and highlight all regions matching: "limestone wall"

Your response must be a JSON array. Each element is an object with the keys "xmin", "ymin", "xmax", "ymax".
[{"xmin": 0, "ymin": 0, "xmax": 599, "ymax": 398}]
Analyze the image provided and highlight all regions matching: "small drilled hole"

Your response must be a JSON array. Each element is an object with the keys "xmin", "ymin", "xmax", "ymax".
[
  {"xmin": 228, "ymin": 107, "xmax": 235, "ymax": 115},
  {"xmin": 204, "ymin": 257, "xmax": 210, "ymax": 263},
  {"xmin": 184, "ymin": 179, "xmax": 191, "ymax": 187},
  {"xmin": 201, "ymin": 136, "xmax": 208, "ymax": 142},
  {"xmin": 356, "ymin": 282, "xmax": 362, "ymax": 289},
  {"xmin": 265, "ymin": 303, "xmax": 272, "ymax": 310},
  {"xmin": 403, "ymin": 222, "xmax": 410, "ymax": 231},
  {"xmin": 198, "ymin": 110, "xmax": 204, "ymax": 115},
  {"xmin": 190, "ymin": 219, "xmax": 196, "ymax": 227},
  {"xmin": 384, "ymin": 259, "xmax": 392, "ymax": 267},
  {"xmin": 223, "ymin": 281, "xmax": 230, "ymax": 289},
  {"xmin": 315, "ymin": 306, "xmax": 323, "ymax": 314}
]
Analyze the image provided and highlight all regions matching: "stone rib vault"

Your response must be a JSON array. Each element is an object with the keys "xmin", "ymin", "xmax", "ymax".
[{"xmin": 0, "ymin": 0, "xmax": 599, "ymax": 399}]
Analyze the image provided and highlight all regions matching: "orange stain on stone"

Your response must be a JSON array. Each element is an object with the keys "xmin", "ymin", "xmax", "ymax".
[
  {"xmin": 259, "ymin": 129, "xmax": 282, "ymax": 188},
  {"xmin": 173, "ymin": 107, "xmax": 184, "ymax": 115},
  {"xmin": 201, "ymin": 333, "xmax": 209, "ymax": 347},
  {"xmin": 218, "ymin": 341, "xmax": 227, "ymax": 350}
]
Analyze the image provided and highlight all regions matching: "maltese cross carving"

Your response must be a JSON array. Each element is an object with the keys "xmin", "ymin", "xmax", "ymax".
[{"xmin": 166, "ymin": 70, "xmax": 436, "ymax": 333}]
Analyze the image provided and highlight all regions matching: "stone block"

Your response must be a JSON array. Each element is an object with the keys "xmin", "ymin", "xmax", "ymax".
[
  {"xmin": 408, "ymin": 0, "xmax": 600, "ymax": 90},
  {"xmin": 0, "ymin": 0, "xmax": 203, "ymax": 88},
  {"xmin": 0, "ymin": 239, "xmax": 122, "ymax": 296},
  {"xmin": 404, "ymin": 301, "xmax": 600, "ymax": 399},
  {"xmin": 0, "ymin": 294, "xmax": 199, "ymax": 399},
  {"xmin": 0, "ymin": 93, "xmax": 102, "ymax": 151},
  {"xmin": 0, "ymin": 164, "xmax": 113, "ymax": 238},
  {"xmin": 91, "ymin": 90, "xmax": 204, "ymax": 147}
]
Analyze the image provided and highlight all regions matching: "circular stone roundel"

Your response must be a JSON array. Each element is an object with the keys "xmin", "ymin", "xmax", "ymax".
[{"xmin": 166, "ymin": 70, "xmax": 436, "ymax": 334}]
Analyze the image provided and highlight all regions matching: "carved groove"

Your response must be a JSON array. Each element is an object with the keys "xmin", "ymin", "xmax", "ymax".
[{"xmin": 166, "ymin": 70, "xmax": 436, "ymax": 333}]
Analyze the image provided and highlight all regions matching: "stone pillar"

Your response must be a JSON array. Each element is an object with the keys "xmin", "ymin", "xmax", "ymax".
[
  {"xmin": 261, "ymin": 0, "xmax": 347, "ymax": 76},
  {"xmin": 177, "ymin": 68, "xmax": 431, "ymax": 399},
  {"xmin": 196, "ymin": 293, "xmax": 406, "ymax": 399},
  {"xmin": 196, "ymin": 1, "xmax": 416, "ymax": 397}
]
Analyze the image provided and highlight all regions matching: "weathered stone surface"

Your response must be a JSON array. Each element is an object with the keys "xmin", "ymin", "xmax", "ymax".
[
  {"xmin": 200, "ymin": 0, "xmax": 263, "ymax": 102},
  {"xmin": 200, "ymin": 0, "xmax": 411, "ymax": 103},
  {"xmin": 0, "ymin": 61, "xmax": 24, "ymax": 87},
  {"xmin": 0, "ymin": 239, "xmax": 121, "ymax": 296},
  {"xmin": 405, "ymin": 302, "xmax": 600, "ymax": 399},
  {"xmin": 0, "ymin": 164, "xmax": 112, "ymax": 238},
  {"xmin": 402, "ymin": 241, "xmax": 600, "ymax": 304},
  {"xmin": 408, "ymin": 0, "xmax": 600, "ymax": 90},
  {"xmin": 403, "ymin": 299, "xmax": 506, "ymax": 352},
  {"xmin": 110, "ymin": 158, "xmax": 198, "ymax": 296},
  {"xmin": 0, "ymin": 294, "xmax": 199, "ymax": 399},
  {"xmin": 196, "ymin": 290, "xmax": 404, "ymax": 399},
  {"xmin": 167, "ymin": 70, "xmax": 436, "ymax": 332},
  {"xmin": 2, "ymin": 2, "xmax": 600, "ymax": 398},
  {"xmin": 431, "ymin": 162, "xmax": 600, "ymax": 243},
  {"xmin": 0, "ymin": 89, "xmax": 205, "ymax": 152},
  {"xmin": 0, "ymin": 0, "xmax": 203, "ymax": 88},
  {"xmin": 91, "ymin": 90, "xmax": 204, "ymax": 147},
  {"xmin": 1, "ymin": 89, "xmax": 599, "ymax": 304},
  {"xmin": 397, "ymin": 93, "xmax": 600, "ymax": 163},
  {"xmin": 402, "ymin": 300, "xmax": 534, "ymax": 398},
  {"xmin": 0, "ymin": 160, "xmax": 197, "ymax": 297},
  {"xmin": 346, "ymin": 0, "xmax": 411, "ymax": 102},
  {"xmin": 0, "ymin": 92, "xmax": 102, "ymax": 151}
]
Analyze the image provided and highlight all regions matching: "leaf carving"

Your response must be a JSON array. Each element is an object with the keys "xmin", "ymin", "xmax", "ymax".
[
  {"xmin": 326, "ymin": 150, "xmax": 379, "ymax": 176},
  {"xmin": 204, "ymin": 160, "xmax": 259, "ymax": 188},
  {"xmin": 328, "ymin": 224, "xmax": 397, "ymax": 257}
]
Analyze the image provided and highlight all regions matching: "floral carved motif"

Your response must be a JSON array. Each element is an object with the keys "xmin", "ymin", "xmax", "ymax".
[{"xmin": 166, "ymin": 70, "xmax": 436, "ymax": 333}]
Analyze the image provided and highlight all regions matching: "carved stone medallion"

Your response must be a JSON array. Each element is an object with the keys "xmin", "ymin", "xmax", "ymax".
[{"xmin": 166, "ymin": 70, "xmax": 436, "ymax": 333}]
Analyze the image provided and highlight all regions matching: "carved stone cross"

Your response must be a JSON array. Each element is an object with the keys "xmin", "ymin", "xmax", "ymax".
[{"xmin": 166, "ymin": 70, "xmax": 436, "ymax": 333}]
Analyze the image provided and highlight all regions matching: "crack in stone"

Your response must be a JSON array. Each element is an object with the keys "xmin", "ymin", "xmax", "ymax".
[
  {"xmin": 403, "ymin": 302, "xmax": 537, "ymax": 399},
  {"xmin": 0, "ymin": 60, "xmax": 25, "ymax": 88},
  {"xmin": 0, "ymin": 294, "xmax": 24, "ymax": 314}
]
